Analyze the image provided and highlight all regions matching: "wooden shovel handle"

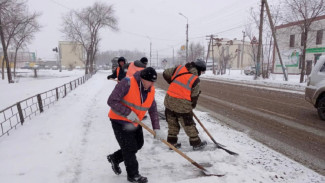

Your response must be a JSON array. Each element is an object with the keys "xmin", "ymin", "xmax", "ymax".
[
  {"xmin": 192, "ymin": 112, "xmax": 218, "ymax": 145},
  {"xmin": 137, "ymin": 121, "xmax": 206, "ymax": 171}
]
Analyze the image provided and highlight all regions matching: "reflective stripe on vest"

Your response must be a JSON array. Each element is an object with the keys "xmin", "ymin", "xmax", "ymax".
[
  {"xmin": 108, "ymin": 77, "xmax": 155, "ymax": 126},
  {"xmin": 167, "ymin": 65, "xmax": 198, "ymax": 101},
  {"xmin": 126, "ymin": 62, "xmax": 144, "ymax": 78}
]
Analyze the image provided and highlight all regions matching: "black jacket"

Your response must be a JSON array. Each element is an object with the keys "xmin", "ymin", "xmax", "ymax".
[{"xmin": 107, "ymin": 65, "xmax": 126, "ymax": 81}]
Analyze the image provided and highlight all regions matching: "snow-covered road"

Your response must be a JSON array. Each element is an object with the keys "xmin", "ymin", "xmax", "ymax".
[{"xmin": 0, "ymin": 72, "xmax": 323, "ymax": 183}]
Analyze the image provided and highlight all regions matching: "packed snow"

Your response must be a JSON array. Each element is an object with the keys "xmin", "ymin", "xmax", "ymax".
[{"xmin": 0, "ymin": 70, "xmax": 323, "ymax": 183}]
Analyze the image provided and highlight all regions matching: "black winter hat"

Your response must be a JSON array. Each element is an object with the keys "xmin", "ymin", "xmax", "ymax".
[
  {"xmin": 118, "ymin": 57, "xmax": 126, "ymax": 63},
  {"xmin": 194, "ymin": 59, "xmax": 206, "ymax": 72},
  {"xmin": 140, "ymin": 67, "xmax": 157, "ymax": 82},
  {"xmin": 140, "ymin": 57, "xmax": 148, "ymax": 65}
]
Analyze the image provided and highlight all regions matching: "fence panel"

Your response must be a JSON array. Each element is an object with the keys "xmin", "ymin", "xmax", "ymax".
[{"xmin": 0, "ymin": 74, "xmax": 93, "ymax": 138}]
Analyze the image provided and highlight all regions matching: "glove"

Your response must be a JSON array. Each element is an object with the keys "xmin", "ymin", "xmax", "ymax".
[
  {"xmin": 154, "ymin": 129, "xmax": 165, "ymax": 140},
  {"xmin": 126, "ymin": 111, "xmax": 139, "ymax": 122},
  {"xmin": 191, "ymin": 96, "xmax": 199, "ymax": 108}
]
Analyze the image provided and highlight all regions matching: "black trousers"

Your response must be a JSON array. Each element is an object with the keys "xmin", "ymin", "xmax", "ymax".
[{"xmin": 110, "ymin": 119, "xmax": 144, "ymax": 177}]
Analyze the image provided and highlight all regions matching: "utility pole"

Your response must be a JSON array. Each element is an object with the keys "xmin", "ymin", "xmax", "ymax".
[
  {"xmin": 256, "ymin": 0, "xmax": 264, "ymax": 79},
  {"xmin": 150, "ymin": 41, "xmax": 152, "ymax": 67},
  {"xmin": 146, "ymin": 36, "xmax": 152, "ymax": 67},
  {"xmin": 205, "ymin": 36, "xmax": 212, "ymax": 63},
  {"xmin": 206, "ymin": 34, "xmax": 218, "ymax": 74},
  {"xmin": 172, "ymin": 47, "xmax": 174, "ymax": 64},
  {"xmin": 179, "ymin": 13, "xmax": 189, "ymax": 62},
  {"xmin": 186, "ymin": 21, "xmax": 189, "ymax": 62},
  {"xmin": 211, "ymin": 36, "xmax": 216, "ymax": 75},
  {"xmin": 156, "ymin": 51, "xmax": 158, "ymax": 68},
  {"xmin": 264, "ymin": 0, "xmax": 288, "ymax": 81},
  {"xmin": 241, "ymin": 31, "xmax": 246, "ymax": 74}
]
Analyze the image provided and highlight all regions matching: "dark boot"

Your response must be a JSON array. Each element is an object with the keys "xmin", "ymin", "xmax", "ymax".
[
  {"xmin": 107, "ymin": 155, "xmax": 122, "ymax": 175},
  {"xmin": 127, "ymin": 174, "xmax": 148, "ymax": 183},
  {"xmin": 193, "ymin": 141, "xmax": 207, "ymax": 151}
]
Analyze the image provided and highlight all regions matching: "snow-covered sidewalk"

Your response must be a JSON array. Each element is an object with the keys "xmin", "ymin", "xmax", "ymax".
[{"xmin": 0, "ymin": 72, "xmax": 323, "ymax": 183}]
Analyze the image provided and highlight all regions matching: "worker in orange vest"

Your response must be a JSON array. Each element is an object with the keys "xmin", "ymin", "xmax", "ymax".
[
  {"xmin": 163, "ymin": 59, "xmax": 207, "ymax": 151},
  {"xmin": 107, "ymin": 67, "xmax": 163, "ymax": 183},
  {"xmin": 124, "ymin": 57, "xmax": 148, "ymax": 78},
  {"xmin": 107, "ymin": 57, "xmax": 126, "ymax": 81}
]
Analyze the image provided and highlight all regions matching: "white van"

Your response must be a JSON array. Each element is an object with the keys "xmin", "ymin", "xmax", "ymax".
[{"xmin": 305, "ymin": 55, "xmax": 325, "ymax": 120}]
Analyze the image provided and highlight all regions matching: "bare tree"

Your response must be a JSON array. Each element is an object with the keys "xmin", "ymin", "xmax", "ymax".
[
  {"xmin": 283, "ymin": 0, "xmax": 325, "ymax": 83},
  {"xmin": 0, "ymin": 0, "xmax": 25, "ymax": 83},
  {"xmin": 188, "ymin": 42, "xmax": 204, "ymax": 62},
  {"xmin": 12, "ymin": 12, "xmax": 41, "ymax": 77},
  {"xmin": 61, "ymin": 2, "xmax": 118, "ymax": 74},
  {"xmin": 177, "ymin": 42, "xmax": 204, "ymax": 65},
  {"xmin": 96, "ymin": 49, "xmax": 146, "ymax": 66}
]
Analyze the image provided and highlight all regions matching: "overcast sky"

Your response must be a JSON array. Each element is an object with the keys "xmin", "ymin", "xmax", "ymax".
[{"xmin": 27, "ymin": 0, "xmax": 264, "ymax": 61}]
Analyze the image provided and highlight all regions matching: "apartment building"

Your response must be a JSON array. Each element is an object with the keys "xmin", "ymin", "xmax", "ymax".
[{"xmin": 273, "ymin": 15, "xmax": 325, "ymax": 74}]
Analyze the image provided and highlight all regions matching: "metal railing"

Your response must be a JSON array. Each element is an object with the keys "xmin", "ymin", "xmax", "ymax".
[{"xmin": 0, "ymin": 74, "xmax": 93, "ymax": 138}]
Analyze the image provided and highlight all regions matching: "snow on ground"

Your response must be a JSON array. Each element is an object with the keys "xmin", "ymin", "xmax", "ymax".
[
  {"xmin": 0, "ymin": 69, "xmax": 85, "ymax": 109},
  {"xmin": 157, "ymin": 69, "xmax": 307, "ymax": 91},
  {"xmin": 0, "ymin": 71, "xmax": 323, "ymax": 183}
]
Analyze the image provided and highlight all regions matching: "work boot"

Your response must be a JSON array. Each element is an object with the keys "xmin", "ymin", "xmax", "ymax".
[
  {"xmin": 193, "ymin": 141, "xmax": 207, "ymax": 151},
  {"xmin": 107, "ymin": 155, "xmax": 121, "ymax": 175},
  {"xmin": 127, "ymin": 174, "xmax": 148, "ymax": 183},
  {"xmin": 169, "ymin": 143, "xmax": 181, "ymax": 150}
]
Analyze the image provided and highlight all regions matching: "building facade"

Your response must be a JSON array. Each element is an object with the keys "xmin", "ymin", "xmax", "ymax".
[
  {"xmin": 0, "ymin": 51, "xmax": 36, "ymax": 68},
  {"xmin": 273, "ymin": 15, "xmax": 325, "ymax": 74},
  {"xmin": 209, "ymin": 38, "xmax": 254, "ymax": 71},
  {"xmin": 59, "ymin": 41, "xmax": 85, "ymax": 69}
]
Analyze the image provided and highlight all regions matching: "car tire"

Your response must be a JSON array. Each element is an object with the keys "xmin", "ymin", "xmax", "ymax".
[{"xmin": 317, "ymin": 96, "xmax": 325, "ymax": 121}]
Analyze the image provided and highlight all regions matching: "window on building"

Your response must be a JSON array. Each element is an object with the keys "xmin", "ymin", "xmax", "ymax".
[
  {"xmin": 301, "ymin": 33, "xmax": 305, "ymax": 46},
  {"xmin": 316, "ymin": 30, "xmax": 323, "ymax": 45},
  {"xmin": 290, "ymin": 35, "xmax": 295, "ymax": 47}
]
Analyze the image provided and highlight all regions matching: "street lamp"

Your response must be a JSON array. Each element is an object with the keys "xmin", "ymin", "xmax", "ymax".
[
  {"xmin": 146, "ymin": 36, "xmax": 152, "ymax": 67},
  {"xmin": 179, "ymin": 12, "xmax": 188, "ymax": 63}
]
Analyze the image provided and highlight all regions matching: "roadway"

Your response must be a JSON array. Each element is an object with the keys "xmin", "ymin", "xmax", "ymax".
[{"xmin": 155, "ymin": 73, "xmax": 325, "ymax": 175}]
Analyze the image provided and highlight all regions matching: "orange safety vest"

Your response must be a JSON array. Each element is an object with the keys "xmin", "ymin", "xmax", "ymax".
[
  {"xmin": 126, "ymin": 62, "xmax": 144, "ymax": 78},
  {"xmin": 108, "ymin": 77, "xmax": 155, "ymax": 127},
  {"xmin": 167, "ymin": 65, "xmax": 198, "ymax": 101},
  {"xmin": 116, "ymin": 67, "xmax": 120, "ymax": 80}
]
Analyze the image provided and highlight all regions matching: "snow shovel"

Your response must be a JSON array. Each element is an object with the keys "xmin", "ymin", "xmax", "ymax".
[
  {"xmin": 192, "ymin": 112, "xmax": 239, "ymax": 156},
  {"xmin": 137, "ymin": 120, "xmax": 224, "ymax": 177}
]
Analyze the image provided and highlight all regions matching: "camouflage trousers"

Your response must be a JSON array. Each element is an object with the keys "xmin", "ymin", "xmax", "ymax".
[{"xmin": 165, "ymin": 108, "xmax": 201, "ymax": 146}]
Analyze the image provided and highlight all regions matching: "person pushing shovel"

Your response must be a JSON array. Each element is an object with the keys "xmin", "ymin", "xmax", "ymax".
[
  {"xmin": 163, "ymin": 59, "xmax": 207, "ymax": 151},
  {"xmin": 107, "ymin": 67, "xmax": 164, "ymax": 183}
]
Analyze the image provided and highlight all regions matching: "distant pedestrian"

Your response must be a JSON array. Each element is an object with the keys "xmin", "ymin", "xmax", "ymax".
[
  {"xmin": 163, "ymin": 59, "xmax": 207, "ymax": 150},
  {"xmin": 107, "ymin": 67, "xmax": 164, "ymax": 183},
  {"xmin": 107, "ymin": 57, "xmax": 126, "ymax": 81}
]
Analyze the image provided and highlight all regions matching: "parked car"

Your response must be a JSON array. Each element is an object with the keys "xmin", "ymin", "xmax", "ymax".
[
  {"xmin": 244, "ymin": 66, "xmax": 256, "ymax": 75},
  {"xmin": 305, "ymin": 55, "xmax": 325, "ymax": 120}
]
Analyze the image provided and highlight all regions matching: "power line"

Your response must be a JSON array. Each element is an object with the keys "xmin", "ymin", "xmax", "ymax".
[{"xmin": 47, "ymin": 0, "xmax": 71, "ymax": 10}]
